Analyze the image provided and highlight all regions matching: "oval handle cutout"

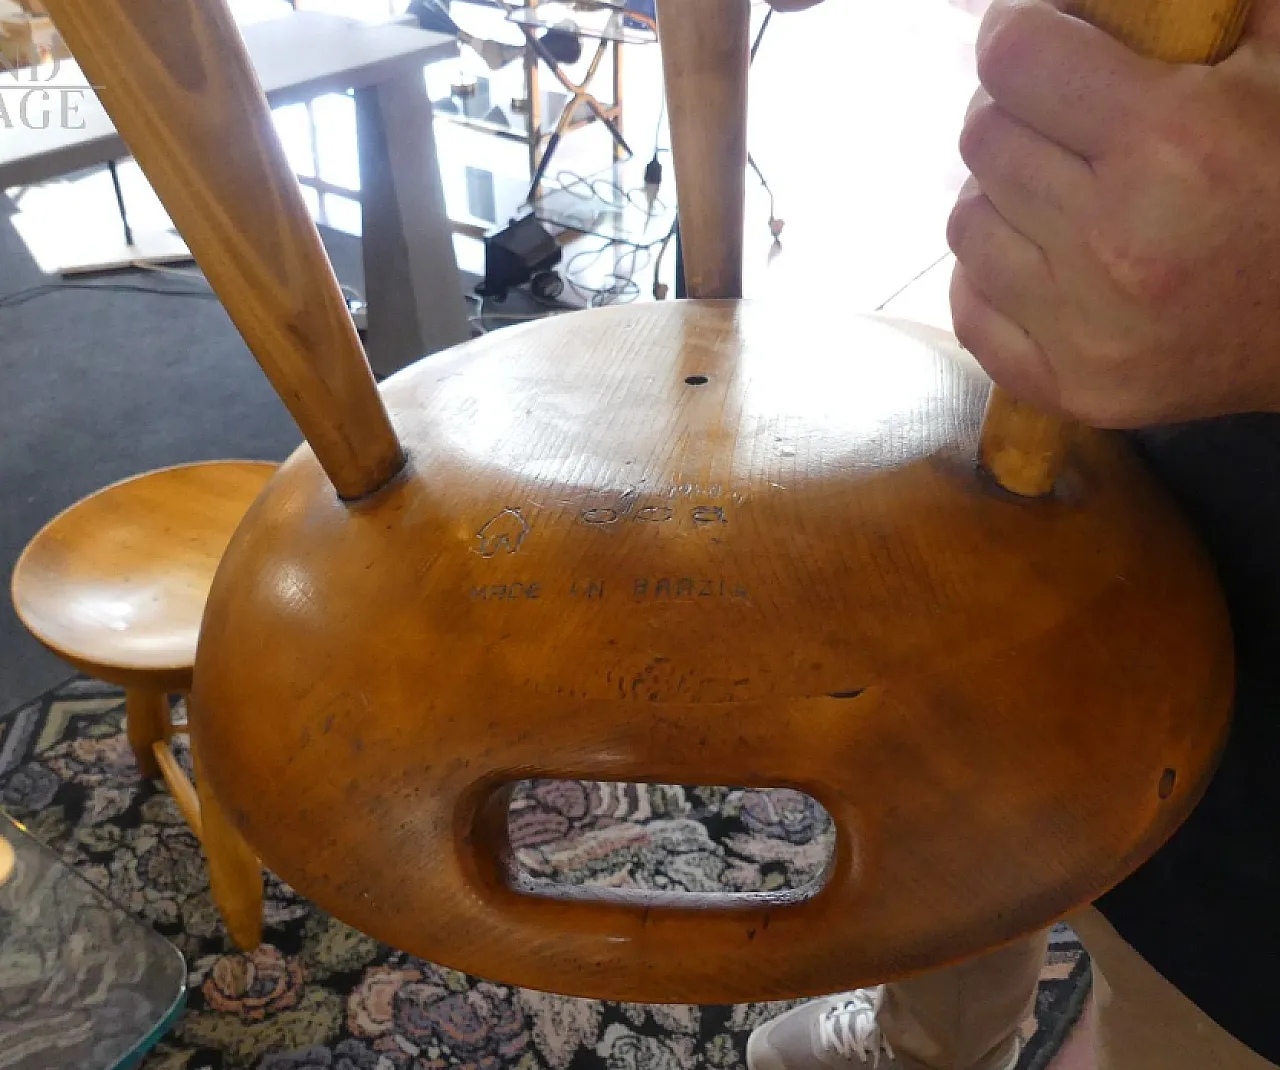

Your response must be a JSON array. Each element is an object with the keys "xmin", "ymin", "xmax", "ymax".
[{"xmin": 503, "ymin": 780, "xmax": 836, "ymax": 909}]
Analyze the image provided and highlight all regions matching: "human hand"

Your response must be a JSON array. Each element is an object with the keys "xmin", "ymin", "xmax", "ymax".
[{"xmin": 948, "ymin": 0, "xmax": 1280, "ymax": 426}]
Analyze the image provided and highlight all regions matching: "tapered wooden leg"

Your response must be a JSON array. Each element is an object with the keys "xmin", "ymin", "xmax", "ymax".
[
  {"xmin": 125, "ymin": 688, "xmax": 169, "ymax": 779},
  {"xmin": 655, "ymin": 0, "xmax": 750, "ymax": 300},
  {"xmin": 193, "ymin": 745, "xmax": 263, "ymax": 950}
]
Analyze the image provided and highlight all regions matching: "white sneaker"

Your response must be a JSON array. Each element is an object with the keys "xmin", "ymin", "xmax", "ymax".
[
  {"xmin": 746, "ymin": 988, "xmax": 1022, "ymax": 1070},
  {"xmin": 747, "ymin": 989, "xmax": 897, "ymax": 1070}
]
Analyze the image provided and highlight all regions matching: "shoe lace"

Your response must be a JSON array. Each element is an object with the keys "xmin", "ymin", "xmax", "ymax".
[{"xmin": 818, "ymin": 989, "xmax": 896, "ymax": 1067}]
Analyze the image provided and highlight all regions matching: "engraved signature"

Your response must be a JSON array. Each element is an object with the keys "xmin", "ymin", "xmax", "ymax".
[
  {"xmin": 580, "ymin": 504, "xmax": 728, "ymax": 526},
  {"xmin": 475, "ymin": 509, "xmax": 530, "ymax": 558}
]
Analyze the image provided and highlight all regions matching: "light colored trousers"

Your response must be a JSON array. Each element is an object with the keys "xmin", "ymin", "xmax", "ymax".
[{"xmin": 885, "ymin": 908, "xmax": 1277, "ymax": 1070}]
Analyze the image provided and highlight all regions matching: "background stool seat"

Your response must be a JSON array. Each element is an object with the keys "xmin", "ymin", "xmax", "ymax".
[
  {"xmin": 10, "ymin": 459, "xmax": 277, "ymax": 952},
  {"xmin": 12, "ymin": 460, "xmax": 276, "ymax": 688}
]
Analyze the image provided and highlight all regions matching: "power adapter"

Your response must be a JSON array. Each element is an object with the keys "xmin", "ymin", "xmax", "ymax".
[{"xmin": 643, "ymin": 155, "xmax": 663, "ymax": 207}]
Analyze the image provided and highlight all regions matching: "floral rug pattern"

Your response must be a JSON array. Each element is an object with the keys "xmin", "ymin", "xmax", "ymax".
[{"xmin": 0, "ymin": 678, "xmax": 1091, "ymax": 1070}]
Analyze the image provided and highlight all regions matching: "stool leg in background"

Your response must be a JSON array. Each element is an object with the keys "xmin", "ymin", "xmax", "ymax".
[
  {"xmin": 125, "ymin": 688, "xmax": 169, "ymax": 779},
  {"xmin": 194, "ymin": 735, "xmax": 264, "ymax": 951}
]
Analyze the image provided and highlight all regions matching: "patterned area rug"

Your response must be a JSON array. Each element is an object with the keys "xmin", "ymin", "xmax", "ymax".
[{"xmin": 0, "ymin": 679, "xmax": 1091, "ymax": 1070}]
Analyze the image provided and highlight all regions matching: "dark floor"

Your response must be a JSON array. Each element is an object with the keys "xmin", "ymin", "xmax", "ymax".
[
  {"xmin": 0, "ymin": 197, "xmax": 312, "ymax": 713},
  {"xmin": 0, "ymin": 186, "xmax": 568, "ymax": 714}
]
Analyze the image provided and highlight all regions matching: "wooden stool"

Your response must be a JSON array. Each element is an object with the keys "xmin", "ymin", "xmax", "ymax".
[
  {"xmin": 41, "ymin": 0, "xmax": 1243, "ymax": 1006},
  {"xmin": 11, "ymin": 461, "xmax": 276, "ymax": 950}
]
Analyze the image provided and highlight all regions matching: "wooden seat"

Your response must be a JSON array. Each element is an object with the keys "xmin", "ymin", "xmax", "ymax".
[
  {"xmin": 11, "ymin": 460, "xmax": 275, "ymax": 951},
  {"xmin": 40, "ymin": 0, "xmax": 1243, "ymax": 1006}
]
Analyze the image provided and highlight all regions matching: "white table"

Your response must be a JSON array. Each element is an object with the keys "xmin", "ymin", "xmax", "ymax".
[{"xmin": 0, "ymin": 10, "xmax": 471, "ymax": 375}]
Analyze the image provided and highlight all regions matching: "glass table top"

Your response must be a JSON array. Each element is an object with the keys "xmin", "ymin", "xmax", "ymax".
[
  {"xmin": 455, "ymin": 0, "xmax": 657, "ymax": 43},
  {"xmin": 0, "ymin": 812, "xmax": 187, "ymax": 1070},
  {"xmin": 506, "ymin": 3, "xmax": 657, "ymax": 45}
]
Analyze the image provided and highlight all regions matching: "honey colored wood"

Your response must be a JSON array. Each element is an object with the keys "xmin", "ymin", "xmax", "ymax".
[
  {"xmin": 46, "ymin": 0, "xmax": 1235, "ymax": 1002},
  {"xmin": 978, "ymin": 0, "xmax": 1251, "ymax": 496},
  {"xmin": 196, "ymin": 740, "xmax": 264, "ymax": 951},
  {"xmin": 12, "ymin": 462, "xmax": 277, "ymax": 685},
  {"xmin": 11, "ymin": 461, "xmax": 274, "ymax": 952},
  {"xmin": 127, "ymin": 689, "xmax": 170, "ymax": 780},
  {"xmin": 154, "ymin": 741, "xmax": 203, "ymax": 840},
  {"xmin": 979, "ymin": 391, "xmax": 1078, "ymax": 498},
  {"xmin": 194, "ymin": 308, "xmax": 1233, "ymax": 1003},
  {"xmin": 41, "ymin": 0, "xmax": 405, "ymax": 501},
  {"xmin": 1069, "ymin": 0, "xmax": 1251, "ymax": 60},
  {"xmin": 655, "ymin": 0, "xmax": 749, "ymax": 299}
]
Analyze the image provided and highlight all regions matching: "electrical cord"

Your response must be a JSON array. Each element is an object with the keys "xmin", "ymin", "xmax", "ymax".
[
  {"xmin": 748, "ymin": 6, "xmax": 785, "ymax": 240},
  {"xmin": 473, "ymin": 235, "xmax": 657, "ymax": 322},
  {"xmin": 748, "ymin": 153, "xmax": 785, "ymax": 239},
  {"xmin": 0, "ymin": 280, "xmax": 220, "ymax": 311},
  {"xmin": 131, "ymin": 260, "xmax": 369, "ymax": 309},
  {"xmin": 651, "ymin": 215, "xmax": 679, "ymax": 300},
  {"xmin": 543, "ymin": 7, "xmax": 780, "ymax": 311},
  {"xmin": 644, "ymin": 99, "xmax": 667, "ymax": 204},
  {"xmin": 0, "ymin": 271, "xmax": 370, "ymax": 315},
  {"xmin": 564, "ymin": 240, "xmax": 653, "ymax": 306},
  {"xmin": 339, "ymin": 282, "xmax": 368, "ymax": 310},
  {"xmin": 750, "ymin": 6, "xmax": 774, "ymax": 63},
  {"xmin": 548, "ymin": 169, "xmax": 670, "ymax": 215},
  {"xmin": 652, "ymin": 92, "xmax": 669, "ymax": 159},
  {"xmin": 131, "ymin": 259, "xmax": 204, "ymax": 280}
]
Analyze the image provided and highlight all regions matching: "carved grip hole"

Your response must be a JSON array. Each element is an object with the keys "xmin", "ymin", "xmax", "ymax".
[
  {"xmin": 504, "ymin": 780, "xmax": 835, "ymax": 908},
  {"xmin": 685, "ymin": 375, "xmax": 710, "ymax": 386}
]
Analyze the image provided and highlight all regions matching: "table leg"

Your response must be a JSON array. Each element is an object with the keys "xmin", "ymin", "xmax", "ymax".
[{"xmin": 356, "ymin": 69, "xmax": 470, "ymax": 378}]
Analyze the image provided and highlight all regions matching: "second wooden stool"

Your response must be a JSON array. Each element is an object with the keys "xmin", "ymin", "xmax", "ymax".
[{"xmin": 11, "ymin": 460, "xmax": 275, "ymax": 950}]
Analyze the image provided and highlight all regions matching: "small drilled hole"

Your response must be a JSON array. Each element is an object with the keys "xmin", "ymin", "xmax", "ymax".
[
  {"xmin": 685, "ymin": 375, "xmax": 709, "ymax": 386},
  {"xmin": 1158, "ymin": 768, "xmax": 1177, "ymax": 799}
]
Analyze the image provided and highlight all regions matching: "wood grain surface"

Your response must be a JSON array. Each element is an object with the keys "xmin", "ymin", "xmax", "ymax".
[
  {"xmin": 39, "ymin": 0, "xmax": 1240, "ymax": 1003},
  {"xmin": 194, "ymin": 307, "xmax": 1233, "ymax": 1003},
  {"xmin": 11, "ymin": 461, "xmax": 276, "ymax": 688},
  {"xmin": 1069, "ymin": 0, "xmax": 1251, "ymax": 60},
  {"xmin": 655, "ymin": 0, "xmax": 750, "ymax": 299}
]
